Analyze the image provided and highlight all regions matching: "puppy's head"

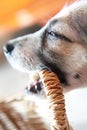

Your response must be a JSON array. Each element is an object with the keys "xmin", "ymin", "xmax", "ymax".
[{"xmin": 3, "ymin": 1, "xmax": 87, "ymax": 91}]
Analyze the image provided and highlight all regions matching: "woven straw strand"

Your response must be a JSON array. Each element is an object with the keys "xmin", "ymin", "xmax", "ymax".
[{"xmin": 39, "ymin": 69, "xmax": 71, "ymax": 130}]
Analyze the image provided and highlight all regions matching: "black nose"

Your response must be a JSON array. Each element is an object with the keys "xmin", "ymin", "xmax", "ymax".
[{"xmin": 4, "ymin": 44, "xmax": 14, "ymax": 54}]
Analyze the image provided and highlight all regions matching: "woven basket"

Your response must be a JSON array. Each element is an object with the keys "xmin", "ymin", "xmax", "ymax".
[
  {"xmin": 0, "ymin": 95, "xmax": 50, "ymax": 130},
  {"xmin": 0, "ymin": 69, "xmax": 72, "ymax": 130}
]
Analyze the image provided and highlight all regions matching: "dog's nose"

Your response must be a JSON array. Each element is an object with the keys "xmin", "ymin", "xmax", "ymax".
[{"xmin": 3, "ymin": 44, "xmax": 14, "ymax": 54}]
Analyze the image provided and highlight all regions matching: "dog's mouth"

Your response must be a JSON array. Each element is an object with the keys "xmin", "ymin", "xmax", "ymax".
[
  {"xmin": 25, "ymin": 78, "xmax": 43, "ymax": 94},
  {"xmin": 25, "ymin": 63, "xmax": 68, "ymax": 95}
]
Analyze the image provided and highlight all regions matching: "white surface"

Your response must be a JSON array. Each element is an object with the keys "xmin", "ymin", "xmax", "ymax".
[
  {"xmin": 65, "ymin": 89, "xmax": 87, "ymax": 130},
  {"xmin": 0, "ymin": 63, "xmax": 87, "ymax": 129},
  {"xmin": 0, "ymin": 63, "xmax": 29, "ymax": 98}
]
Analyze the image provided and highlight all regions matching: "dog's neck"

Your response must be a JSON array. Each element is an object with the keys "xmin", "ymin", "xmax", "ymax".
[{"xmin": 63, "ymin": 64, "xmax": 87, "ymax": 92}]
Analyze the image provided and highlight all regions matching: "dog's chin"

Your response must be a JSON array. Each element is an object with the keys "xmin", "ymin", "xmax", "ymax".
[
  {"xmin": 5, "ymin": 56, "xmax": 67, "ymax": 94},
  {"xmin": 41, "ymin": 62, "xmax": 68, "ymax": 86},
  {"xmin": 26, "ymin": 63, "xmax": 68, "ymax": 95}
]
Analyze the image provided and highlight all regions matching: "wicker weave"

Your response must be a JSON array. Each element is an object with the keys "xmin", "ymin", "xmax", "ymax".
[
  {"xmin": 0, "ymin": 96, "xmax": 49, "ymax": 130},
  {"xmin": 39, "ymin": 69, "xmax": 71, "ymax": 130}
]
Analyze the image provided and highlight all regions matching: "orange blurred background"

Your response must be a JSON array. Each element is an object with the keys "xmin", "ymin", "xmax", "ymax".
[{"xmin": 0, "ymin": 0, "xmax": 74, "ymax": 37}]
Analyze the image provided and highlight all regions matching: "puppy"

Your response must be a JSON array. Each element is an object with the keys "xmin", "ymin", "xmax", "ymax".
[{"xmin": 3, "ymin": 0, "xmax": 87, "ymax": 93}]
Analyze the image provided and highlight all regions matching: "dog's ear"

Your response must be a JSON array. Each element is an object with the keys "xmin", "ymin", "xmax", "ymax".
[
  {"xmin": 79, "ymin": 13, "xmax": 87, "ymax": 41},
  {"xmin": 69, "ymin": 1, "xmax": 87, "ymax": 43},
  {"xmin": 75, "ymin": 11, "xmax": 87, "ymax": 43}
]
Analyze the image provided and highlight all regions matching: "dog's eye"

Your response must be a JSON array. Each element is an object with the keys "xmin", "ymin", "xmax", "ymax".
[
  {"xmin": 46, "ymin": 31, "xmax": 58, "ymax": 38},
  {"xmin": 46, "ymin": 30, "xmax": 72, "ymax": 42}
]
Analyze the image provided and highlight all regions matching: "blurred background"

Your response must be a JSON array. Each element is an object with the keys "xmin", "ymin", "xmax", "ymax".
[{"xmin": 0, "ymin": 0, "xmax": 74, "ymax": 98}]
